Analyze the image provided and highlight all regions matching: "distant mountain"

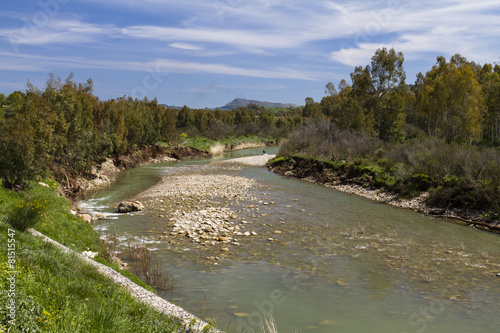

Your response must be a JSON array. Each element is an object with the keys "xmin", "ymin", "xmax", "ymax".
[
  {"xmin": 160, "ymin": 104, "xmax": 182, "ymax": 110},
  {"xmin": 160, "ymin": 99, "xmax": 299, "ymax": 111},
  {"xmin": 219, "ymin": 98, "xmax": 299, "ymax": 110}
]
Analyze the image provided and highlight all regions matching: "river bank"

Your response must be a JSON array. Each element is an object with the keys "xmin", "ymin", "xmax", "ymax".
[
  {"xmin": 82, "ymin": 147, "xmax": 500, "ymax": 333},
  {"xmin": 68, "ymin": 145, "xmax": 209, "ymax": 201},
  {"xmin": 267, "ymin": 156, "xmax": 500, "ymax": 233},
  {"xmin": 181, "ymin": 136, "xmax": 277, "ymax": 156}
]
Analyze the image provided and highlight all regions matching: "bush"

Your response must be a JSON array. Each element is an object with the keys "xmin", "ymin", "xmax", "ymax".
[{"xmin": 6, "ymin": 195, "xmax": 47, "ymax": 231}]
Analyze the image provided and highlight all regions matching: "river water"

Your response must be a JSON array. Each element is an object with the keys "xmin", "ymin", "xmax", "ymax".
[{"xmin": 82, "ymin": 147, "xmax": 500, "ymax": 333}]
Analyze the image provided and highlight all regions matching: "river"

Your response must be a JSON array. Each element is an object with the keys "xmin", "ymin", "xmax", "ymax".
[{"xmin": 82, "ymin": 147, "xmax": 500, "ymax": 333}]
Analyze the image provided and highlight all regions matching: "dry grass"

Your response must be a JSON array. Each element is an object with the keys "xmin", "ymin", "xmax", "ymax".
[
  {"xmin": 232, "ymin": 142, "xmax": 266, "ymax": 150},
  {"xmin": 209, "ymin": 143, "xmax": 226, "ymax": 156},
  {"xmin": 127, "ymin": 239, "xmax": 176, "ymax": 291},
  {"xmin": 253, "ymin": 315, "xmax": 302, "ymax": 333}
]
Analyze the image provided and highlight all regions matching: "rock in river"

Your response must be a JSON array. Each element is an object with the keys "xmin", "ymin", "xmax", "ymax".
[
  {"xmin": 92, "ymin": 213, "xmax": 107, "ymax": 221},
  {"xmin": 116, "ymin": 201, "xmax": 144, "ymax": 213},
  {"xmin": 77, "ymin": 214, "xmax": 92, "ymax": 223}
]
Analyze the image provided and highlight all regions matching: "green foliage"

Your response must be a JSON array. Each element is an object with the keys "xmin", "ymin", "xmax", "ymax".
[
  {"xmin": 0, "ymin": 292, "xmax": 44, "ymax": 332},
  {"xmin": 0, "ymin": 75, "xmax": 302, "ymax": 188},
  {"xmin": 0, "ymin": 76, "xmax": 181, "ymax": 187},
  {"xmin": 278, "ymin": 118, "xmax": 500, "ymax": 213},
  {"xmin": 412, "ymin": 54, "xmax": 485, "ymax": 144},
  {"xmin": 0, "ymin": 224, "xmax": 209, "ymax": 332},
  {"xmin": 178, "ymin": 135, "xmax": 274, "ymax": 152}
]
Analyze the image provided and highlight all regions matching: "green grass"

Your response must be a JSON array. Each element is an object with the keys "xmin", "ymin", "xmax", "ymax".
[{"xmin": 0, "ymin": 183, "xmax": 213, "ymax": 332}]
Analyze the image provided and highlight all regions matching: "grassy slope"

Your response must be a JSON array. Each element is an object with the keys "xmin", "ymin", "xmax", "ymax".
[{"xmin": 0, "ymin": 183, "xmax": 212, "ymax": 332}]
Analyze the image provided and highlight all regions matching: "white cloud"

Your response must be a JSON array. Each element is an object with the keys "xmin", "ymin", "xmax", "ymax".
[
  {"xmin": 329, "ymin": 0, "xmax": 500, "ymax": 66},
  {"xmin": 122, "ymin": 26, "xmax": 300, "ymax": 50},
  {"xmin": 0, "ymin": 51, "xmax": 318, "ymax": 80},
  {"xmin": 1, "ymin": 0, "xmax": 499, "ymax": 94},
  {"xmin": 169, "ymin": 42, "xmax": 202, "ymax": 51},
  {"xmin": 0, "ymin": 20, "xmax": 118, "ymax": 46},
  {"xmin": 153, "ymin": 59, "xmax": 318, "ymax": 80}
]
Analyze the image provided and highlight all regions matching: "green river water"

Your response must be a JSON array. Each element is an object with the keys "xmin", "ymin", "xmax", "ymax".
[{"xmin": 82, "ymin": 147, "xmax": 500, "ymax": 333}]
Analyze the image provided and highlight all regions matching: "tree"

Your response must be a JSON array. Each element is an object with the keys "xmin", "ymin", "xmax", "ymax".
[
  {"xmin": 0, "ymin": 93, "xmax": 5, "ymax": 107},
  {"xmin": 414, "ymin": 55, "xmax": 485, "ymax": 144},
  {"xmin": 194, "ymin": 109, "xmax": 210, "ymax": 132},
  {"xmin": 302, "ymin": 97, "xmax": 322, "ymax": 118},
  {"xmin": 325, "ymin": 82, "xmax": 337, "ymax": 96},
  {"xmin": 370, "ymin": 48, "xmax": 407, "ymax": 141},
  {"xmin": 379, "ymin": 91, "xmax": 406, "ymax": 142},
  {"xmin": 370, "ymin": 47, "xmax": 406, "ymax": 93},
  {"xmin": 176, "ymin": 106, "xmax": 194, "ymax": 128},
  {"xmin": 480, "ymin": 63, "xmax": 500, "ymax": 144}
]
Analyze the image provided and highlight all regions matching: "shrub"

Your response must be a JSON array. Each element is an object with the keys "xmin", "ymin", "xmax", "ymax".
[
  {"xmin": 6, "ymin": 195, "xmax": 47, "ymax": 231},
  {"xmin": 279, "ymin": 121, "xmax": 500, "ymax": 212}
]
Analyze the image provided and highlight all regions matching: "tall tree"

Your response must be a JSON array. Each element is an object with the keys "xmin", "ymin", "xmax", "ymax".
[
  {"xmin": 370, "ymin": 48, "xmax": 407, "ymax": 141},
  {"xmin": 480, "ymin": 63, "xmax": 500, "ymax": 144},
  {"xmin": 302, "ymin": 97, "xmax": 322, "ymax": 118},
  {"xmin": 414, "ymin": 55, "xmax": 485, "ymax": 144}
]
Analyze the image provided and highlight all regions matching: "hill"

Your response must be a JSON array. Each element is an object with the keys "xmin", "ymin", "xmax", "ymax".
[{"xmin": 219, "ymin": 98, "xmax": 299, "ymax": 110}]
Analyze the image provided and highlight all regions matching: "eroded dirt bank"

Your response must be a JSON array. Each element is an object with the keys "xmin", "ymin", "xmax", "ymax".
[{"xmin": 65, "ymin": 145, "xmax": 209, "ymax": 200}]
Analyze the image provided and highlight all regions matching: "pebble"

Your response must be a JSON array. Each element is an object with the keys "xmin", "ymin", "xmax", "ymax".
[
  {"xmin": 137, "ymin": 171, "xmax": 264, "ymax": 248},
  {"xmin": 274, "ymin": 230, "xmax": 282, "ymax": 234},
  {"xmin": 234, "ymin": 313, "xmax": 249, "ymax": 318},
  {"xmin": 319, "ymin": 320, "xmax": 339, "ymax": 326}
]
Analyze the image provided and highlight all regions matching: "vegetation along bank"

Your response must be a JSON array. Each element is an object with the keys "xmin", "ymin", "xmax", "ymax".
[
  {"xmin": 1, "ymin": 46, "xmax": 500, "ymax": 331},
  {"xmin": 268, "ymin": 48, "xmax": 500, "ymax": 233}
]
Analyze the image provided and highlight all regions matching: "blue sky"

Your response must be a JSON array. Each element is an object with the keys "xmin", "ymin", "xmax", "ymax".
[{"xmin": 1, "ymin": 0, "xmax": 499, "ymax": 108}]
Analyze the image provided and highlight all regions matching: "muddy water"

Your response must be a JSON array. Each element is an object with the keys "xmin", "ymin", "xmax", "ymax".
[{"xmin": 83, "ymin": 147, "xmax": 500, "ymax": 333}]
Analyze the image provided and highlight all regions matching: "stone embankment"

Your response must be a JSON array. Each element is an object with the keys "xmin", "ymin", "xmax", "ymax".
[{"xmin": 28, "ymin": 229, "xmax": 219, "ymax": 332}]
